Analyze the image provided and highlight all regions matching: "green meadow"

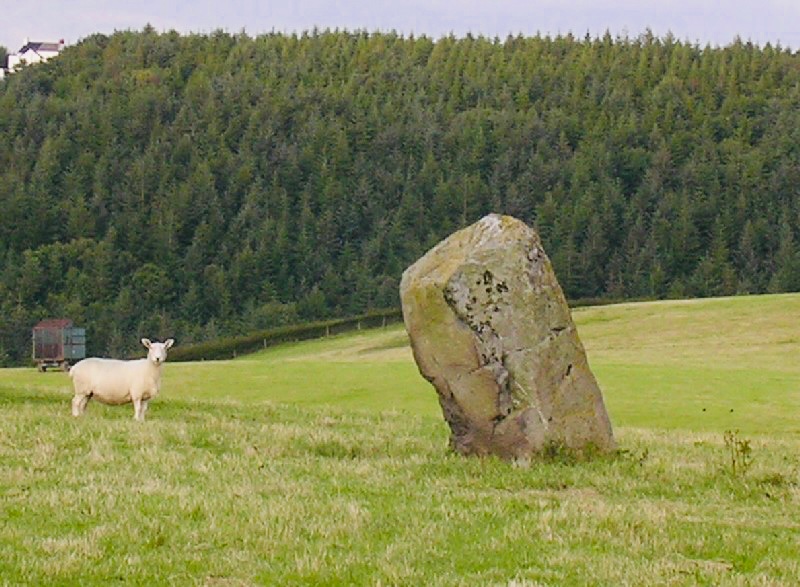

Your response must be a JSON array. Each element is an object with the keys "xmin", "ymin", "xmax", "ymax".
[{"xmin": 1, "ymin": 294, "xmax": 799, "ymax": 585}]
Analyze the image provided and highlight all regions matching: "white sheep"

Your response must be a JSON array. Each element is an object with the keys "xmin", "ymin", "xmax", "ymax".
[{"xmin": 69, "ymin": 338, "xmax": 175, "ymax": 421}]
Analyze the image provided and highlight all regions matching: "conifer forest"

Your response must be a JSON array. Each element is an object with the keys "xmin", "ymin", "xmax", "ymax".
[{"xmin": 1, "ymin": 28, "xmax": 799, "ymax": 363}]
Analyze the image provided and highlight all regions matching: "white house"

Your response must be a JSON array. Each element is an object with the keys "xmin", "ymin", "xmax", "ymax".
[{"xmin": 4, "ymin": 39, "xmax": 65, "ymax": 75}]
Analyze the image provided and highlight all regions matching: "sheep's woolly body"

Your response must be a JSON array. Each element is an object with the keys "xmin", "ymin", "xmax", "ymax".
[
  {"xmin": 70, "ymin": 358, "xmax": 162, "ymax": 405},
  {"xmin": 69, "ymin": 338, "xmax": 173, "ymax": 421}
]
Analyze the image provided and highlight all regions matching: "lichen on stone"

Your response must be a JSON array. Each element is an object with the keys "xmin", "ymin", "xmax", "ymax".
[{"xmin": 401, "ymin": 214, "xmax": 615, "ymax": 459}]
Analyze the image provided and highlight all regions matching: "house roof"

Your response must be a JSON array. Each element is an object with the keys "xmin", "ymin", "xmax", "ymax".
[
  {"xmin": 20, "ymin": 41, "xmax": 64, "ymax": 54},
  {"xmin": 33, "ymin": 318, "xmax": 74, "ymax": 329}
]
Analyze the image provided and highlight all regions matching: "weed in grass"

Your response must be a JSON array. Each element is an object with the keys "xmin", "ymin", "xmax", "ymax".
[
  {"xmin": 615, "ymin": 447, "xmax": 650, "ymax": 468},
  {"xmin": 723, "ymin": 429, "xmax": 754, "ymax": 477}
]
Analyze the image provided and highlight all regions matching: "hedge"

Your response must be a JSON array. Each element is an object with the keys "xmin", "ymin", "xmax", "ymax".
[{"xmin": 169, "ymin": 308, "xmax": 404, "ymax": 362}]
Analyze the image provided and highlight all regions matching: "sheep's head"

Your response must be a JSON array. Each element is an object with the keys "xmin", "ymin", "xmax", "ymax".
[{"xmin": 142, "ymin": 338, "xmax": 175, "ymax": 365}]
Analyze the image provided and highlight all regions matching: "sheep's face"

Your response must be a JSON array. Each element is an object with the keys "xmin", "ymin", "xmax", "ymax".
[{"xmin": 142, "ymin": 338, "xmax": 175, "ymax": 365}]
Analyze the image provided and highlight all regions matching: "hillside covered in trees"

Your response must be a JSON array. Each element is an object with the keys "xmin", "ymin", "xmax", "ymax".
[{"xmin": 1, "ymin": 28, "xmax": 799, "ymax": 363}]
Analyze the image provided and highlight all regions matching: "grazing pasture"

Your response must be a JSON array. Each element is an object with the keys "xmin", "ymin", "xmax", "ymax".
[{"xmin": 1, "ymin": 294, "xmax": 799, "ymax": 585}]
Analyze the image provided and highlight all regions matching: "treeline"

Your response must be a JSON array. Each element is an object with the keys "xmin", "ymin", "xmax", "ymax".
[{"xmin": 1, "ymin": 28, "xmax": 799, "ymax": 364}]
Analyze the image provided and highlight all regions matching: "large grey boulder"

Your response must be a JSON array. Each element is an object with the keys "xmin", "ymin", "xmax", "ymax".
[{"xmin": 400, "ymin": 214, "xmax": 614, "ymax": 459}]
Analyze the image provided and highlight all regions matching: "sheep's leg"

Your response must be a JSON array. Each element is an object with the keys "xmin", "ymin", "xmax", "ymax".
[
  {"xmin": 71, "ymin": 394, "xmax": 89, "ymax": 417},
  {"xmin": 133, "ymin": 398, "xmax": 144, "ymax": 421},
  {"xmin": 141, "ymin": 399, "xmax": 150, "ymax": 421}
]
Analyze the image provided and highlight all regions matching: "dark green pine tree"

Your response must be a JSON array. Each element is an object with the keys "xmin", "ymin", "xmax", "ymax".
[{"xmin": 1, "ymin": 28, "xmax": 800, "ymax": 361}]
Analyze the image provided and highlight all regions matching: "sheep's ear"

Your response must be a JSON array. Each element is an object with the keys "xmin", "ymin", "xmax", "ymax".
[
  {"xmin": 141, "ymin": 338, "xmax": 152, "ymax": 349},
  {"xmin": 164, "ymin": 339, "xmax": 174, "ymax": 349}
]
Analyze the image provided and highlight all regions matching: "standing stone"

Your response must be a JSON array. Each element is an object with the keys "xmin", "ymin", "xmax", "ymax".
[{"xmin": 400, "ymin": 214, "xmax": 614, "ymax": 459}]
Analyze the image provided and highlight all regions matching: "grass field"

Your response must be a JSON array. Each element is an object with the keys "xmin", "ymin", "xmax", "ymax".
[{"xmin": 1, "ymin": 294, "xmax": 799, "ymax": 585}]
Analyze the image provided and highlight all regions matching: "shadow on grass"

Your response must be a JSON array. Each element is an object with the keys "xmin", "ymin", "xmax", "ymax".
[{"xmin": 0, "ymin": 386, "xmax": 247, "ymax": 420}]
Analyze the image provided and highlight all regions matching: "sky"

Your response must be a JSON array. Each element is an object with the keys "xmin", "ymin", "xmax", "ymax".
[{"xmin": 2, "ymin": 1, "xmax": 800, "ymax": 53}]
